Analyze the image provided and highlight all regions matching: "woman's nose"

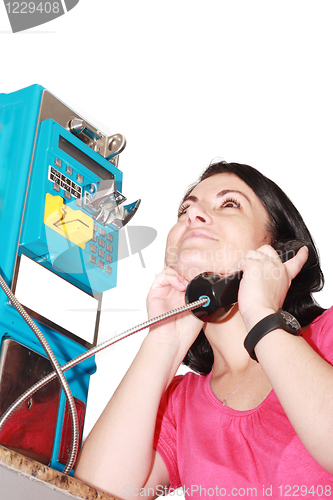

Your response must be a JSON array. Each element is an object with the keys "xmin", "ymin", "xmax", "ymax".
[{"xmin": 186, "ymin": 204, "xmax": 212, "ymax": 224}]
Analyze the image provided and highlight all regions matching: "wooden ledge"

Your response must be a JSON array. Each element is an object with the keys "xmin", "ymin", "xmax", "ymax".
[{"xmin": 0, "ymin": 444, "xmax": 117, "ymax": 500}]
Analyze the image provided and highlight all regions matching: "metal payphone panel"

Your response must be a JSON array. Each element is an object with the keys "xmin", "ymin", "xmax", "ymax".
[{"xmin": 20, "ymin": 118, "xmax": 120, "ymax": 295}]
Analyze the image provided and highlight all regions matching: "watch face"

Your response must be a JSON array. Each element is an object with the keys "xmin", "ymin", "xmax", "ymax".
[{"xmin": 280, "ymin": 310, "xmax": 301, "ymax": 332}]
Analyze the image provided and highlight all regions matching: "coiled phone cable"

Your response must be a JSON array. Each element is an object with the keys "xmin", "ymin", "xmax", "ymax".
[{"xmin": 0, "ymin": 271, "xmax": 207, "ymax": 474}]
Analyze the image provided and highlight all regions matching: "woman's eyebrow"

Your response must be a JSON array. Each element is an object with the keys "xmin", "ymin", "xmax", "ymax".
[
  {"xmin": 216, "ymin": 189, "xmax": 252, "ymax": 204},
  {"xmin": 182, "ymin": 194, "xmax": 198, "ymax": 203}
]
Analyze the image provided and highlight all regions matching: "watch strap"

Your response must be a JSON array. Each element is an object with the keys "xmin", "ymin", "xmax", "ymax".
[{"xmin": 244, "ymin": 309, "xmax": 302, "ymax": 362}]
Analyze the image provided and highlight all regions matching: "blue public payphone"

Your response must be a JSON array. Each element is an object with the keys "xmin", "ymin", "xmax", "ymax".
[{"xmin": 0, "ymin": 85, "xmax": 140, "ymax": 472}]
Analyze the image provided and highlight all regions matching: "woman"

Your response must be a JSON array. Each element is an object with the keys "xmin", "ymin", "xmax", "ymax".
[{"xmin": 75, "ymin": 161, "xmax": 333, "ymax": 498}]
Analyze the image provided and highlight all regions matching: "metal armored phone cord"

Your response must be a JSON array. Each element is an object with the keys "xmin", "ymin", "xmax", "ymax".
[
  {"xmin": 0, "ymin": 273, "xmax": 79, "ymax": 475},
  {"xmin": 0, "ymin": 282, "xmax": 207, "ymax": 474}
]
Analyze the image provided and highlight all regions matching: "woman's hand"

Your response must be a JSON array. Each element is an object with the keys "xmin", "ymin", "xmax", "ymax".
[
  {"xmin": 146, "ymin": 266, "xmax": 203, "ymax": 349},
  {"xmin": 228, "ymin": 244, "xmax": 309, "ymax": 331}
]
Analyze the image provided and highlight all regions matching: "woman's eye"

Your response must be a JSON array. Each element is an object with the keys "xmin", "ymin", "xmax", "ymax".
[
  {"xmin": 220, "ymin": 198, "xmax": 241, "ymax": 209},
  {"xmin": 178, "ymin": 204, "xmax": 190, "ymax": 217},
  {"xmin": 178, "ymin": 198, "xmax": 240, "ymax": 217}
]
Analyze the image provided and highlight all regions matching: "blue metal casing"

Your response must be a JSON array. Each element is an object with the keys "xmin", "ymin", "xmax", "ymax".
[{"xmin": 0, "ymin": 84, "xmax": 124, "ymax": 472}]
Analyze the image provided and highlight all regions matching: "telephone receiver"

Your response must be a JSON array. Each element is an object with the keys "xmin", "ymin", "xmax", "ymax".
[{"xmin": 185, "ymin": 240, "xmax": 318, "ymax": 323}]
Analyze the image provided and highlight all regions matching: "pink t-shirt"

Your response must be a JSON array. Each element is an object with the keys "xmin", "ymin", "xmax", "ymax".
[{"xmin": 154, "ymin": 307, "xmax": 333, "ymax": 499}]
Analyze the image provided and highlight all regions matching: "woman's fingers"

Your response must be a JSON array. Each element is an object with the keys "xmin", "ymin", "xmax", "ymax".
[
  {"xmin": 149, "ymin": 267, "xmax": 188, "ymax": 294},
  {"xmin": 229, "ymin": 244, "xmax": 308, "ymax": 280},
  {"xmin": 283, "ymin": 245, "xmax": 309, "ymax": 280},
  {"xmin": 227, "ymin": 244, "xmax": 309, "ymax": 328}
]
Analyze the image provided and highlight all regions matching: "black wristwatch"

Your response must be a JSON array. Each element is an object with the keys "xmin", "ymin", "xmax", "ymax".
[{"xmin": 244, "ymin": 309, "xmax": 302, "ymax": 362}]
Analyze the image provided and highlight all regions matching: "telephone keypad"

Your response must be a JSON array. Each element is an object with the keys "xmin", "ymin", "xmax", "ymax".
[
  {"xmin": 49, "ymin": 156, "xmax": 115, "ymax": 279},
  {"xmin": 88, "ymin": 222, "xmax": 115, "ymax": 275}
]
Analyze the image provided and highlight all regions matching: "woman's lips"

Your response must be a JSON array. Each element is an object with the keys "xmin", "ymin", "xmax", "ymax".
[{"xmin": 181, "ymin": 229, "xmax": 218, "ymax": 243}]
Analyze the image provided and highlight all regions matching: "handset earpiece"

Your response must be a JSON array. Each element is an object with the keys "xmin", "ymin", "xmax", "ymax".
[{"xmin": 185, "ymin": 240, "xmax": 317, "ymax": 323}]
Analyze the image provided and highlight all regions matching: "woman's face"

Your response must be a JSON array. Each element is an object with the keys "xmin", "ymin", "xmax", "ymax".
[{"xmin": 165, "ymin": 173, "xmax": 272, "ymax": 280}]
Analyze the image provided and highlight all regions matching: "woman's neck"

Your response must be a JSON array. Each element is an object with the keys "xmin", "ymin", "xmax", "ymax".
[
  {"xmin": 204, "ymin": 304, "xmax": 253, "ymax": 373},
  {"xmin": 205, "ymin": 305, "xmax": 272, "ymax": 410}
]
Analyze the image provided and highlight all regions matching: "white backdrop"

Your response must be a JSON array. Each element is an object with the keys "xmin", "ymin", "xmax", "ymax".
[{"xmin": 1, "ymin": 0, "xmax": 333, "ymax": 494}]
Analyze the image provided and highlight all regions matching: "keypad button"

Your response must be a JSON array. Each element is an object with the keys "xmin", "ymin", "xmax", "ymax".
[
  {"xmin": 93, "ymin": 223, "xmax": 98, "ymax": 233},
  {"xmin": 66, "ymin": 166, "xmax": 73, "ymax": 176},
  {"xmin": 106, "ymin": 233, "xmax": 113, "ymax": 242},
  {"xmin": 71, "ymin": 187, "xmax": 80, "ymax": 198},
  {"xmin": 98, "ymin": 249, "xmax": 105, "ymax": 258},
  {"xmin": 105, "ymin": 265, "xmax": 112, "ymax": 274},
  {"xmin": 99, "ymin": 228, "xmax": 106, "ymax": 237},
  {"xmin": 64, "ymin": 190, "xmax": 71, "ymax": 200},
  {"xmin": 97, "ymin": 260, "xmax": 104, "ymax": 269},
  {"xmin": 89, "ymin": 255, "xmax": 96, "ymax": 264},
  {"xmin": 90, "ymin": 244, "xmax": 97, "ymax": 253},
  {"xmin": 98, "ymin": 238, "xmax": 105, "ymax": 248},
  {"xmin": 106, "ymin": 254, "xmax": 112, "ymax": 263},
  {"xmin": 92, "ymin": 234, "xmax": 97, "ymax": 243},
  {"xmin": 53, "ymin": 182, "xmax": 60, "ymax": 192},
  {"xmin": 76, "ymin": 174, "xmax": 83, "ymax": 184},
  {"xmin": 55, "ymin": 158, "xmax": 62, "ymax": 168},
  {"xmin": 106, "ymin": 243, "xmax": 113, "ymax": 253}
]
